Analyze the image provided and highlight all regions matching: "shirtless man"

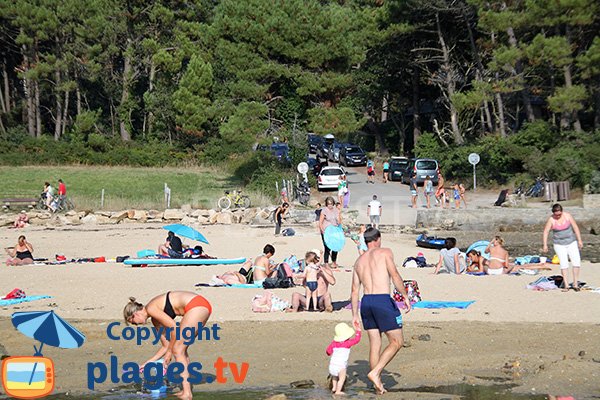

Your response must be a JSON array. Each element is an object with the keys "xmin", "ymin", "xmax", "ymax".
[
  {"xmin": 351, "ymin": 227, "xmax": 411, "ymax": 394},
  {"xmin": 289, "ymin": 262, "xmax": 336, "ymax": 312}
]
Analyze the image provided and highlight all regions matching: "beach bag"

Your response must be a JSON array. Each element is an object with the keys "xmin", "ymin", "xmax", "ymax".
[
  {"xmin": 393, "ymin": 280, "xmax": 422, "ymax": 303},
  {"xmin": 283, "ymin": 255, "xmax": 301, "ymax": 272},
  {"xmin": 251, "ymin": 292, "xmax": 272, "ymax": 312},
  {"xmin": 282, "ymin": 228, "xmax": 295, "ymax": 236},
  {"xmin": 2, "ymin": 288, "xmax": 26, "ymax": 300},
  {"xmin": 252, "ymin": 291, "xmax": 290, "ymax": 312},
  {"xmin": 262, "ymin": 264, "xmax": 294, "ymax": 289},
  {"xmin": 402, "ymin": 256, "xmax": 427, "ymax": 268}
]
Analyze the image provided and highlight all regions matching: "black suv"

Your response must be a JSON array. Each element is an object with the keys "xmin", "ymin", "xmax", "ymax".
[
  {"xmin": 388, "ymin": 157, "xmax": 409, "ymax": 181},
  {"xmin": 339, "ymin": 145, "xmax": 367, "ymax": 167},
  {"xmin": 308, "ymin": 134, "xmax": 322, "ymax": 154}
]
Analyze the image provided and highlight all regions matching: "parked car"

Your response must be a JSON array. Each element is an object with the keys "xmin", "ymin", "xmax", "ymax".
[
  {"xmin": 270, "ymin": 143, "xmax": 290, "ymax": 164},
  {"xmin": 317, "ymin": 166, "xmax": 347, "ymax": 191},
  {"xmin": 306, "ymin": 157, "xmax": 324, "ymax": 176},
  {"xmin": 308, "ymin": 134, "xmax": 322, "ymax": 154},
  {"xmin": 327, "ymin": 142, "xmax": 345, "ymax": 163},
  {"xmin": 388, "ymin": 156, "xmax": 409, "ymax": 181},
  {"xmin": 339, "ymin": 145, "xmax": 367, "ymax": 167},
  {"xmin": 316, "ymin": 140, "xmax": 334, "ymax": 160},
  {"xmin": 401, "ymin": 158, "xmax": 440, "ymax": 185}
]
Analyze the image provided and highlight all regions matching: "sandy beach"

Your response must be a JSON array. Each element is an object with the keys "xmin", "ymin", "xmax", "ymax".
[{"xmin": 1, "ymin": 223, "xmax": 599, "ymax": 398}]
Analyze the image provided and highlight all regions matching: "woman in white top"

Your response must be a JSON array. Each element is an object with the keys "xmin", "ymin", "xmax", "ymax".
[{"xmin": 485, "ymin": 236, "xmax": 511, "ymax": 275}]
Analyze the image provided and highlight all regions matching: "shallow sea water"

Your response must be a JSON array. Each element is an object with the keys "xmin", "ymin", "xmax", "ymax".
[{"xmin": 25, "ymin": 383, "xmax": 547, "ymax": 400}]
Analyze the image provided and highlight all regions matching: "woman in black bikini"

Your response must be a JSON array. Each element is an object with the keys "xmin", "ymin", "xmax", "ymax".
[
  {"xmin": 123, "ymin": 291, "xmax": 212, "ymax": 400},
  {"xmin": 6, "ymin": 235, "xmax": 34, "ymax": 266}
]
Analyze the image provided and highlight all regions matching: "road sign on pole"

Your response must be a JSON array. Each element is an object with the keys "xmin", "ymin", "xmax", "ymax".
[{"xmin": 468, "ymin": 153, "xmax": 480, "ymax": 191}]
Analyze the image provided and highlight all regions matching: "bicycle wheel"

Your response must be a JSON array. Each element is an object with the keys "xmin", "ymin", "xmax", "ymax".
[
  {"xmin": 36, "ymin": 198, "xmax": 45, "ymax": 210},
  {"xmin": 240, "ymin": 196, "xmax": 251, "ymax": 208},
  {"xmin": 218, "ymin": 196, "xmax": 231, "ymax": 210},
  {"xmin": 64, "ymin": 198, "xmax": 75, "ymax": 211}
]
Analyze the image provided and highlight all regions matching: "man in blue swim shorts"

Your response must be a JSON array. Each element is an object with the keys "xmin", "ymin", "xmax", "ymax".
[{"xmin": 351, "ymin": 227, "xmax": 411, "ymax": 394}]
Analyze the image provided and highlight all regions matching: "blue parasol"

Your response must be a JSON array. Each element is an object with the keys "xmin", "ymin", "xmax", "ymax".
[
  {"xmin": 11, "ymin": 310, "xmax": 86, "ymax": 384},
  {"xmin": 324, "ymin": 225, "xmax": 346, "ymax": 252},
  {"xmin": 466, "ymin": 240, "xmax": 491, "ymax": 260},
  {"xmin": 163, "ymin": 224, "xmax": 209, "ymax": 244}
]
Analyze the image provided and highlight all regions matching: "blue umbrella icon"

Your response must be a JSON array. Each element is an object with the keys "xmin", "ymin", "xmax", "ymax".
[
  {"xmin": 11, "ymin": 311, "xmax": 86, "ymax": 384},
  {"xmin": 163, "ymin": 224, "xmax": 209, "ymax": 244}
]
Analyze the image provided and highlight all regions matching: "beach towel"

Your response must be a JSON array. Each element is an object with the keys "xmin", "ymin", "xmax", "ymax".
[
  {"xmin": 347, "ymin": 299, "xmax": 475, "ymax": 310},
  {"xmin": 195, "ymin": 281, "xmax": 263, "ymax": 288},
  {"xmin": 0, "ymin": 295, "xmax": 52, "ymax": 307},
  {"xmin": 411, "ymin": 300, "xmax": 475, "ymax": 309}
]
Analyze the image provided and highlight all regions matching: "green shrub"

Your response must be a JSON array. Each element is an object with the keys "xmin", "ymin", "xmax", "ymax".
[{"xmin": 589, "ymin": 171, "xmax": 600, "ymax": 194}]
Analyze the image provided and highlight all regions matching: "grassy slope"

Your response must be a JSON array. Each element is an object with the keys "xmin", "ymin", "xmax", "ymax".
[{"xmin": 0, "ymin": 166, "xmax": 247, "ymax": 210}]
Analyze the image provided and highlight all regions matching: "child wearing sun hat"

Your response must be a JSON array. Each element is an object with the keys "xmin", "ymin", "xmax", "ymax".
[{"xmin": 326, "ymin": 322, "xmax": 361, "ymax": 394}]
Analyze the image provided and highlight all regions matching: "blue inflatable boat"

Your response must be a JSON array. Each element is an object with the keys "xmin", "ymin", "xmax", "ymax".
[{"xmin": 416, "ymin": 234, "xmax": 447, "ymax": 250}]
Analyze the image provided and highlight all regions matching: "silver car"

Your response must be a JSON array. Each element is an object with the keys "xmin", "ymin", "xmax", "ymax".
[{"xmin": 401, "ymin": 158, "xmax": 439, "ymax": 185}]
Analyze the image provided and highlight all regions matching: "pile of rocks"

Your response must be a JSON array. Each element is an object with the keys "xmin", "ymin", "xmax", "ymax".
[{"xmin": 0, "ymin": 207, "xmax": 356, "ymax": 227}]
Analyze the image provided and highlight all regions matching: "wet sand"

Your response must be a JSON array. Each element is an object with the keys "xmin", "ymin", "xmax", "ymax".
[{"xmin": 1, "ymin": 224, "xmax": 599, "ymax": 398}]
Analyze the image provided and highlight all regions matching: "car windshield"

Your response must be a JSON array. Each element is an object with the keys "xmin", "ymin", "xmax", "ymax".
[
  {"xmin": 309, "ymin": 135, "xmax": 321, "ymax": 143},
  {"xmin": 345, "ymin": 147, "xmax": 362, "ymax": 153},
  {"xmin": 416, "ymin": 160, "xmax": 437, "ymax": 170},
  {"xmin": 271, "ymin": 143, "xmax": 288, "ymax": 150},
  {"xmin": 321, "ymin": 168, "xmax": 343, "ymax": 176},
  {"xmin": 390, "ymin": 160, "xmax": 408, "ymax": 167}
]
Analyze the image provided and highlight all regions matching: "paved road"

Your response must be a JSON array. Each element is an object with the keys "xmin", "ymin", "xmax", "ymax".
[{"xmin": 316, "ymin": 162, "xmax": 417, "ymax": 226}]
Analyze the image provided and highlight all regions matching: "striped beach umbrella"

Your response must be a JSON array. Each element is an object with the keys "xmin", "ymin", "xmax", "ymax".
[{"xmin": 11, "ymin": 311, "xmax": 86, "ymax": 355}]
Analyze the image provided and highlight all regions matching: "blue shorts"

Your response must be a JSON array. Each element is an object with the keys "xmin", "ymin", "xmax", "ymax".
[
  {"xmin": 360, "ymin": 294, "xmax": 403, "ymax": 332},
  {"xmin": 167, "ymin": 248, "xmax": 183, "ymax": 258}
]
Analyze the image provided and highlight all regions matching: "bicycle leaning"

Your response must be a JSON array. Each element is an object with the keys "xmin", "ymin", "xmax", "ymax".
[
  {"xmin": 217, "ymin": 190, "xmax": 251, "ymax": 210},
  {"xmin": 36, "ymin": 194, "xmax": 75, "ymax": 213}
]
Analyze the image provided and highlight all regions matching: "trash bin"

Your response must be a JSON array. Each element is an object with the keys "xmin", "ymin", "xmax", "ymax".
[
  {"xmin": 544, "ymin": 182, "xmax": 557, "ymax": 202},
  {"xmin": 557, "ymin": 181, "xmax": 571, "ymax": 201}
]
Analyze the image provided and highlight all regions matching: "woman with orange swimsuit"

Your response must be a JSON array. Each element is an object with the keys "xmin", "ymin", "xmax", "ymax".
[{"xmin": 123, "ymin": 291, "xmax": 212, "ymax": 400}]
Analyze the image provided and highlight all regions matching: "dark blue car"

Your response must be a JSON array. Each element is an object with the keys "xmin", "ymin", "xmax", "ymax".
[{"xmin": 270, "ymin": 143, "xmax": 290, "ymax": 164}]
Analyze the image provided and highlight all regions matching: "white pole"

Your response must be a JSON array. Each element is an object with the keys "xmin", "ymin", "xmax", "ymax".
[
  {"xmin": 101, "ymin": 189, "xmax": 105, "ymax": 209},
  {"xmin": 473, "ymin": 164, "xmax": 477, "ymax": 192}
]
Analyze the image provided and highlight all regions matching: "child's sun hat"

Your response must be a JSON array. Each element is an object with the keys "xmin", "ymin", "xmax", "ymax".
[{"xmin": 334, "ymin": 323, "xmax": 355, "ymax": 342}]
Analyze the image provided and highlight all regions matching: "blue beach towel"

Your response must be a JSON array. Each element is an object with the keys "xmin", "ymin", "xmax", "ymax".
[
  {"xmin": 0, "ymin": 295, "xmax": 52, "ymax": 307},
  {"xmin": 412, "ymin": 300, "xmax": 475, "ymax": 309}
]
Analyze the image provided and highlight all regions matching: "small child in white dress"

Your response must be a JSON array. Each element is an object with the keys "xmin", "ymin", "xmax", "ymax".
[
  {"xmin": 304, "ymin": 251, "xmax": 320, "ymax": 311},
  {"xmin": 326, "ymin": 322, "xmax": 361, "ymax": 394}
]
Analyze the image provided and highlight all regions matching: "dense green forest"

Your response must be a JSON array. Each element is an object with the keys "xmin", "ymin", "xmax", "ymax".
[{"xmin": 0, "ymin": 0, "xmax": 599, "ymax": 186}]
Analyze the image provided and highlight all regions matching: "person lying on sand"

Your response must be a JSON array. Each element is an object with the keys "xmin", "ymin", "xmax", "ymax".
[{"xmin": 123, "ymin": 291, "xmax": 212, "ymax": 400}]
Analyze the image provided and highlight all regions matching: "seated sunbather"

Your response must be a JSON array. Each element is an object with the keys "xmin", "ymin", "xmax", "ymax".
[
  {"xmin": 6, "ymin": 235, "xmax": 34, "ymax": 266},
  {"xmin": 250, "ymin": 244, "xmax": 277, "ymax": 285},
  {"xmin": 484, "ymin": 236, "xmax": 517, "ymax": 274},
  {"xmin": 158, "ymin": 231, "xmax": 183, "ymax": 258}
]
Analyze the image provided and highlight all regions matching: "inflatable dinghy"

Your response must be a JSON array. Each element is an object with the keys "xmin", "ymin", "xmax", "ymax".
[
  {"xmin": 416, "ymin": 234, "xmax": 446, "ymax": 250},
  {"xmin": 124, "ymin": 257, "xmax": 246, "ymax": 266}
]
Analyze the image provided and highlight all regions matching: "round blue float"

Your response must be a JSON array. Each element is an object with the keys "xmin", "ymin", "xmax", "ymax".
[{"xmin": 324, "ymin": 225, "xmax": 346, "ymax": 252}]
